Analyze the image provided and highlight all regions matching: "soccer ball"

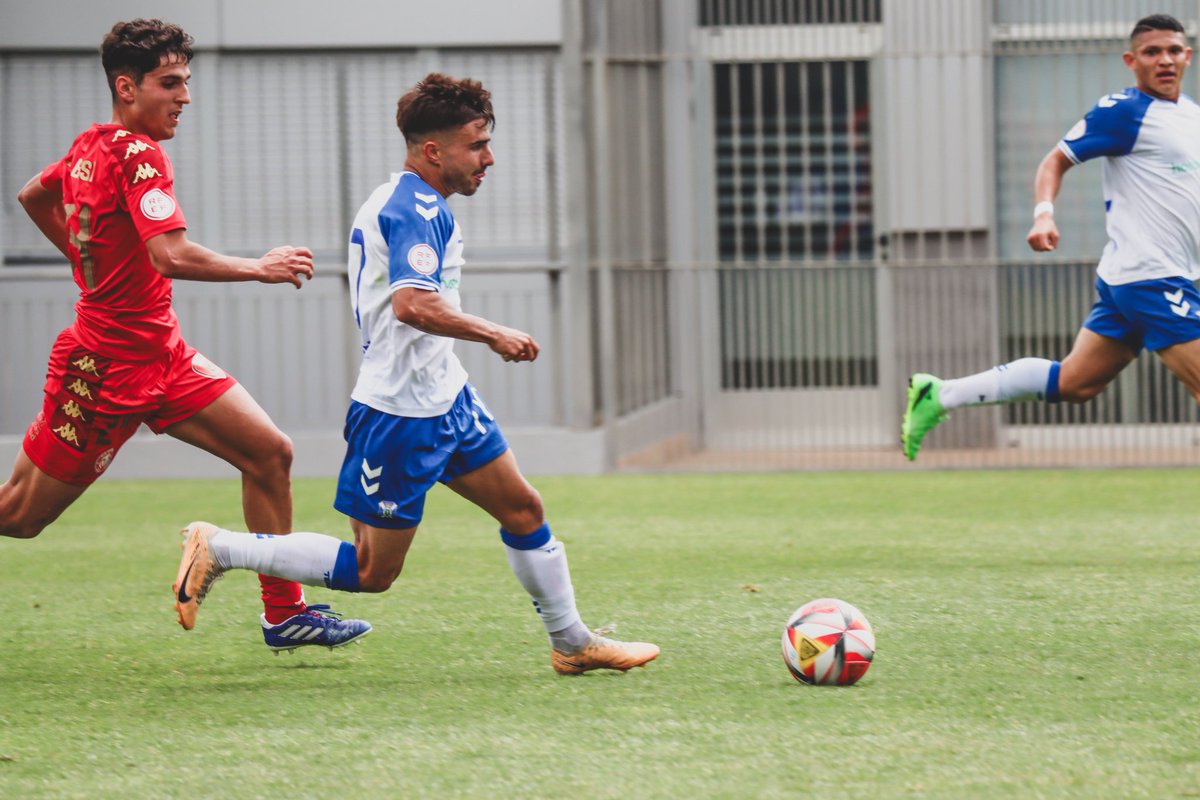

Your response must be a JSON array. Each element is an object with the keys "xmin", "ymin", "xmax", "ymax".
[{"xmin": 781, "ymin": 598, "xmax": 875, "ymax": 685}]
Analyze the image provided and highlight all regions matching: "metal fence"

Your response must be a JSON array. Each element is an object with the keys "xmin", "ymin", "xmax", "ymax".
[{"xmin": 6, "ymin": 0, "xmax": 1200, "ymax": 475}]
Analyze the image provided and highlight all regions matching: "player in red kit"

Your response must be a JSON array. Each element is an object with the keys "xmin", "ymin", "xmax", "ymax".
[{"xmin": 3, "ymin": 18, "xmax": 370, "ymax": 651}]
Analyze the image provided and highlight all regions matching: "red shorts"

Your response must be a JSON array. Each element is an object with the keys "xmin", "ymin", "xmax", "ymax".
[{"xmin": 22, "ymin": 327, "xmax": 237, "ymax": 486}]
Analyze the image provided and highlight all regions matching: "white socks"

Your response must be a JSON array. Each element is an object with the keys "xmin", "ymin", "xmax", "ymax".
[
  {"xmin": 502, "ymin": 526, "xmax": 589, "ymax": 650},
  {"xmin": 938, "ymin": 358, "xmax": 1056, "ymax": 410},
  {"xmin": 209, "ymin": 529, "xmax": 349, "ymax": 588}
]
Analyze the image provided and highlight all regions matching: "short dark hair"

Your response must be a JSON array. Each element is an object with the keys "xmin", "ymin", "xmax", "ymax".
[
  {"xmin": 101, "ymin": 19, "xmax": 194, "ymax": 100},
  {"xmin": 396, "ymin": 73, "xmax": 495, "ymax": 144},
  {"xmin": 1130, "ymin": 13, "xmax": 1186, "ymax": 42}
]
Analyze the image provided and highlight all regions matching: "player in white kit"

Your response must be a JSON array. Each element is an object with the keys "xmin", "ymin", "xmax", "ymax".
[
  {"xmin": 903, "ymin": 14, "xmax": 1200, "ymax": 460},
  {"xmin": 173, "ymin": 73, "xmax": 659, "ymax": 674}
]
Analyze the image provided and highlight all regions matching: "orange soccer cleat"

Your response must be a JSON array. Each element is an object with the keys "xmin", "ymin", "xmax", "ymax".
[
  {"xmin": 551, "ymin": 631, "xmax": 660, "ymax": 675},
  {"xmin": 173, "ymin": 521, "xmax": 225, "ymax": 630}
]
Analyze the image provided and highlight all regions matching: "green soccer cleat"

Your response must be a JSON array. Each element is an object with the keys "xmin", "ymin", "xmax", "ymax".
[{"xmin": 901, "ymin": 373, "xmax": 948, "ymax": 461}]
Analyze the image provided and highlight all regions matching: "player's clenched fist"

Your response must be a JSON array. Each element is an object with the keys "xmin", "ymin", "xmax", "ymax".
[
  {"xmin": 259, "ymin": 245, "xmax": 314, "ymax": 287},
  {"xmin": 492, "ymin": 326, "xmax": 540, "ymax": 363},
  {"xmin": 1026, "ymin": 217, "xmax": 1059, "ymax": 252}
]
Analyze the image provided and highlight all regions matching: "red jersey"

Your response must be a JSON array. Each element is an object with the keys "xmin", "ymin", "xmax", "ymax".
[{"xmin": 40, "ymin": 123, "xmax": 188, "ymax": 359}]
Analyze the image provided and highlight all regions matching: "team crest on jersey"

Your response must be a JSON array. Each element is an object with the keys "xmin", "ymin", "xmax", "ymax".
[
  {"xmin": 407, "ymin": 243, "xmax": 438, "ymax": 275},
  {"xmin": 1064, "ymin": 119, "xmax": 1086, "ymax": 141},
  {"xmin": 94, "ymin": 447, "xmax": 115, "ymax": 474},
  {"xmin": 140, "ymin": 188, "xmax": 177, "ymax": 221},
  {"xmin": 190, "ymin": 353, "xmax": 227, "ymax": 380}
]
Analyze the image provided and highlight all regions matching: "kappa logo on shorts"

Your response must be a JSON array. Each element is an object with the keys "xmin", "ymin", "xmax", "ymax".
[
  {"xmin": 65, "ymin": 377, "xmax": 98, "ymax": 402},
  {"xmin": 52, "ymin": 421, "xmax": 84, "ymax": 450},
  {"xmin": 66, "ymin": 348, "xmax": 109, "ymax": 385},
  {"xmin": 60, "ymin": 400, "xmax": 88, "ymax": 423},
  {"xmin": 191, "ymin": 352, "xmax": 227, "ymax": 380}
]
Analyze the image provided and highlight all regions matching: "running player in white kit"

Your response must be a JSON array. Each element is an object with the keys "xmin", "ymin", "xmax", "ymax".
[
  {"xmin": 903, "ymin": 13, "xmax": 1200, "ymax": 460},
  {"xmin": 173, "ymin": 73, "xmax": 659, "ymax": 674}
]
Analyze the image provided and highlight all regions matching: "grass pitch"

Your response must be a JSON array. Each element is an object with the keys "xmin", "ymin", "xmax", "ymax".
[{"xmin": 2, "ymin": 469, "xmax": 1199, "ymax": 798}]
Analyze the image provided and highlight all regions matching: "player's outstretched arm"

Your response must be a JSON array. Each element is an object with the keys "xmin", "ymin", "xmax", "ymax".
[
  {"xmin": 145, "ymin": 230, "xmax": 313, "ymax": 287},
  {"xmin": 17, "ymin": 174, "xmax": 69, "ymax": 258},
  {"xmin": 392, "ymin": 286, "xmax": 539, "ymax": 363},
  {"xmin": 1026, "ymin": 147, "xmax": 1074, "ymax": 252}
]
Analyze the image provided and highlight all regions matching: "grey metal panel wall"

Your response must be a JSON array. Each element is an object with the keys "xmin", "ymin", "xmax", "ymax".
[
  {"xmin": 0, "ymin": 267, "xmax": 565, "ymax": 437},
  {"xmin": 0, "ymin": 0, "xmax": 563, "ymax": 49},
  {"xmin": 0, "ymin": 273, "xmax": 75, "ymax": 435}
]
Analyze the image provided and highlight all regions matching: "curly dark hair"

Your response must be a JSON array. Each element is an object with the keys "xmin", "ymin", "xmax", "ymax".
[
  {"xmin": 101, "ymin": 19, "xmax": 194, "ymax": 99},
  {"xmin": 396, "ymin": 73, "xmax": 495, "ymax": 143},
  {"xmin": 1130, "ymin": 13, "xmax": 1186, "ymax": 42}
]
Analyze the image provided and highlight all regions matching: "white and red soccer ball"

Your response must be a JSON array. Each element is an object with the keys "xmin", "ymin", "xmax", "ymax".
[{"xmin": 781, "ymin": 598, "xmax": 875, "ymax": 686}]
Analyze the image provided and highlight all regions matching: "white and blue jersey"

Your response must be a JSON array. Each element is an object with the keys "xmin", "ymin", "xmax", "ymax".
[
  {"xmin": 337, "ymin": 171, "xmax": 509, "ymax": 528},
  {"xmin": 1058, "ymin": 87, "xmax": 1200, "ymax": 285},
  {"xmin": 347, "ymin": 171, "xmax": 468, "ymax": 417}
]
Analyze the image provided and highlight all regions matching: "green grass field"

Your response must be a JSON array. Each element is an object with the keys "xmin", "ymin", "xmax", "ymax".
[{"xmin": 2, "ymin": 469, "xmax": 1199, "ymax": 798}]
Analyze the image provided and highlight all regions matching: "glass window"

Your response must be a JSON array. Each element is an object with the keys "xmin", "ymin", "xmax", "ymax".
[{"xmin": 714, "ymin": 60, "xmax": 872, "ymax": 263}]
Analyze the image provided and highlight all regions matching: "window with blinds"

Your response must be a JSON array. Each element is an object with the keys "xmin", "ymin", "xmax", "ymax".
[
  {"xmin": 699, "ymin": 0, "xmax": 881, "ymax": 26},
  {"xmin": 714, "ymin": 60, "xmax": 872, "ymax": 263}
]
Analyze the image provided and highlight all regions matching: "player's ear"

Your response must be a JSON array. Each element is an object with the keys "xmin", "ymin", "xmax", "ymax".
[
  {"xmin": 113, "ymin": 73, "xmax": 137, "ymax": 104},
  {"xmin": 421, "ymin": 139, "xmax": 441, "ymax": 166}
]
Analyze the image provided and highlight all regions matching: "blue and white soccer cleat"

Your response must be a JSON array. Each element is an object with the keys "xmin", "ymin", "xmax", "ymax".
[{"xmin": 261, "ymin": 604, "xmax": 372, "ymax": 654}]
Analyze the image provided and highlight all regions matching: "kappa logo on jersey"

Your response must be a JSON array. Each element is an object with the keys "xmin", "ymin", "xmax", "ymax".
[
  {"xmin": 69, "ymin": 159, "xmax": 95, "ymax": 182},
  {"xmin": 415, "ymin": 192, "xmax": 439, "ymax": 221},
  {"xmin": 140, "ymin": 188, "xmax": 177, "ymax": 221},
  {"xmin": 124, "ymin": 140, "xmax": 154, "ymax": 160},
  {"xmin": 1098, "ymin": 92, "xmax": 1129, "ymax": 108},
  {"xmin": 111, "ymin": 129, "xmax": 131, "ymax": 142},
  {"xmin": 407, "ymin": 243, "xmax": 438, "ymax": 275},
  {"xmin": 131, "ymin": 162, "xmax": 162, "ymax": 184}
]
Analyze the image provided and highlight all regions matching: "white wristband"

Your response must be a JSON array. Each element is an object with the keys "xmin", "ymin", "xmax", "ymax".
[{"xmin": 1033, "ymin": 201, "xmax": 1055, "ymax": 220}]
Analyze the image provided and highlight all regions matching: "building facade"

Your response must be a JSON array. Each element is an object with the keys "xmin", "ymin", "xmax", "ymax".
[{"xmin": 2, "ymin": 0, "xmax": 1198, "ymax": 476}]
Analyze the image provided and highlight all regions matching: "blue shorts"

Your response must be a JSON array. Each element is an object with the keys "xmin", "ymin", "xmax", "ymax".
[
  {"xmin": 1082, "ymin": 276, "xmax": 1200, "ymax": 354},
  {"xmin": 333, "ymin": 383, "xmax": 509, "ymax": 529}
]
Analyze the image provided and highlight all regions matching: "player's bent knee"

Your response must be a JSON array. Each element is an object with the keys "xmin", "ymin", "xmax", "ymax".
[
  {"xmin": 500, "ymin": 487, "xmax": 545, "ymax": 534},
  {"xmin": 357, "ymin": 570, "xmax": 400, "ymax": 593},
  {"xmin": 0, "ymin": 513, "xmax": 49, "ymax": 539},
  {"xmin": 1060, "ymin": 384, "xmax": 1104, "ymax": 403},
  {"xmin": 242, "ymin": 430, "xmax": 294, "ymax": 482}
]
